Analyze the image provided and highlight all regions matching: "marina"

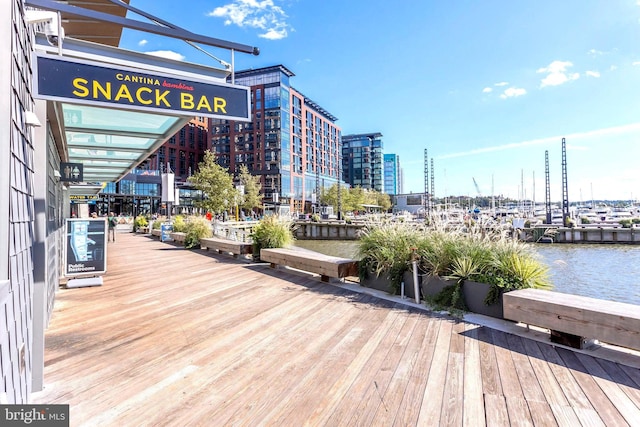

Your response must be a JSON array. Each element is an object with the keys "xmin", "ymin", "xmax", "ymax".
[{"xmin": 32, "ymin": 233, "xmax": 640, "ymax": 425}]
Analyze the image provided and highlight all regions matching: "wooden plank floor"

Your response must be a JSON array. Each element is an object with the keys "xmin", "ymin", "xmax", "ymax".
[{"xmin": 32, "ymin": 233, "xmax": 640, "ymax": 426}]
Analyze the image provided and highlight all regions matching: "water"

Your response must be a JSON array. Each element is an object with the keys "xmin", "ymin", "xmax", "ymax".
[{"xmin": 293, "ymin": 240, "xmax": 640, "ymax": 306}]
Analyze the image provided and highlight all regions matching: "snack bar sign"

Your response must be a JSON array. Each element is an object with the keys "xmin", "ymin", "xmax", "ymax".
[{"xmin": 35, "ymin": 54, "xmax": 250, "ymax": 121}]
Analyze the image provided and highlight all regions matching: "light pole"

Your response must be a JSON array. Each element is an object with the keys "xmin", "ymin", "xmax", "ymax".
[
  {"xmin": 235, "ymin": 184, "xmax": 244, "ymax": 221},
  {"xmin": 337, "ymin": 159, "xmax": 342, "ymax": 220}
]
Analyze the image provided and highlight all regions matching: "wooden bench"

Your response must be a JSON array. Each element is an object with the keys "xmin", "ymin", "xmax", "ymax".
[
  {"xmin": 503, "ymin": 288, "xmax": 640, "ymax": 351},
  {"xmin": 200, "ymin": 237, "xmax": 253, "ymax": 258},
  {"xmin": 260, "ymin": 248, "xmax": 358, "ymax": 282}
]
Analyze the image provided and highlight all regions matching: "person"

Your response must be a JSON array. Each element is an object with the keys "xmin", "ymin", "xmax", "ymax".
[{"xmin": 108, "ymin": 211, "xmax": 117, "ymax": 242}]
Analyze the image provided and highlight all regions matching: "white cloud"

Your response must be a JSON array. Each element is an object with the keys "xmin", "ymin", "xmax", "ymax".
[
  {"xmin": 633, "ymin": 61, "xmax": 640, "ymax": 66},
  {"xmin": 587, "ymin": 49, "xmax": 603, "ymax": 56},
  {"xmin": 482, "ymin": 87, "xmax": 493, "ymax": 93},
  {"xmin": 585, "ymin": 70, "xmax": 600, "ymax": 78},
  {"xmin": 437, "ymin": 122, "xmax": 640, "ymax": 159},
  {"xmin": 537, "ymin": 60, "xmax": 580, "ymax": 87},
  {"xmin": 610, "ymin": 65, "xmax": 618, "ymax": 71},
  {"xmin": 138, "ymin": 39, "xmax": 148, "ymax": 47},
  {"xmin": 499, "ymin": 87, "xmax": 527, "ymax": 99},
  {"xmin": 146, "ymin": 50, "xmax": 185, "ymax": 61},
  {"xmin": 494, "ymin": 82, "xmax": 509, "ymax": 87},
  {"xmin": 208, "ymin": 0, "xmax": 291, "ymax": 40}
]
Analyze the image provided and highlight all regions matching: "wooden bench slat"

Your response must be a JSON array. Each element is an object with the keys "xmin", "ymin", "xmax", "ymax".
[
  {"xmin": 200, "ymin": 237, "xmax": 253, "ymax": 257},
  {"xmin": 503, "ymin": 289, "xmax": 640, "ymax": 351},
  {"xmin": 260, "ymin": 248, "xmax": 358, "ymax": 280}
]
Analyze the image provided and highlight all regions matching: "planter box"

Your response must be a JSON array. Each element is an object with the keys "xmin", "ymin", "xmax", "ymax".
[
  {"xmin": 151, "ymin": 229, "xmax": 162, "ymax": 237},
  {"xmin": 169, "ymin": 232, "xmax": 186, "ymax": 245},
  {"xmin": 462, "ymin": 280, "xmax": 503, "ymax": 319},
  {"xmin": 360, "ymin": 268, "xmax": 420, "ymax": 300},
  {"xmin": 360, "ymin": 269, "xmax": 394, "ymax": 294},
  {"xmin": 421, "ymin": 276, "xmax": 456, "ymax": 298}
]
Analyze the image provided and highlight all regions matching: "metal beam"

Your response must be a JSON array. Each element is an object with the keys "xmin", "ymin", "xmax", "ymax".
[{"xmin": 25, "ymin": 0, "xmax": 260, "ymax": 55}]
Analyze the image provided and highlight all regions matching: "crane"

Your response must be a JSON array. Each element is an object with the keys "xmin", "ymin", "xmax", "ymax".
[{"xmin": 472, "ymin": 177, "xmax": 482, "ymax": 197}]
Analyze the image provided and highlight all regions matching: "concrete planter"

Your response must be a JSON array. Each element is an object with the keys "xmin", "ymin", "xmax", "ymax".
[
  {"xmin": 421, "ymin": 276, "xmax": 456, "ymax": 298},
  {"xmin": 360, "ymin": 268, "xmax": 394, "ymax": 294},
  {"xmin": 360, "ymin": 268, "xmax": 420, "ymax": 300},
  {"xmin": 462, "ymin": 280, "xmax": 503, "ymax": 319},
  {"xmin": 169, "ymin": 232, "xmax": 186, "ymax": 245}
]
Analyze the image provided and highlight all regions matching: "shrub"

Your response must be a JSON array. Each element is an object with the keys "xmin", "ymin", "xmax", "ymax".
[
  {"xmin": 359, "ymin": 218, "xmax": 552, "ymax": 309},
  {"xmin": 152, "ymin": 219, "xmax": 163, "ymax": 230},
  {"xmin": 134, "ymin": 215, "xmax": 148, "ymax": 231},
  {"xmin": 619, "ymin": 219, "xmax": 633, "ymax": 228},
  {"xmin": 172, "ymin": 215, "xmax": 187, "ymax": 233},
  {"xmin": 250, "ymin": 215, "xmax": 295, "ymax": 259},
  {"xmin": 184, "ymin": 217, "xmax": 212, "ymax": 249},
  {"xmin": 358, "ymin": 223, "xmax": 421, "ymax": 292},
  {"xmin": 311, "ymin": 214, "xmax": 321, "ymax": 222}
]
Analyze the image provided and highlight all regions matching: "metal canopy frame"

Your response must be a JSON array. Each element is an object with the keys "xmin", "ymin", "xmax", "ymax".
[{"xmin": 25, "ymin": 0, "xmax": 260, "ymax": 55}]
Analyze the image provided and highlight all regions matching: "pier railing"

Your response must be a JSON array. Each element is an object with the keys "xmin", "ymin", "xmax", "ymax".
[{"xmin": 211, "ymin": 220, "xmax": 257, "ymax": 243}]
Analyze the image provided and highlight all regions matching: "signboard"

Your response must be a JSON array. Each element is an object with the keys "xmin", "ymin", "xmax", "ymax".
[
  {"xmin": 64, "ymin": 218, "xmax": 107, "ymax": 276},
  {"xmin": 69, "ymin": 195, "xmax": 99, "ymax": 203},
  {"xmin": 161, "ymin": 223, "xmax": 173, "ymax": 242},
  {"xmin": 34, "ymin": 53, "xmax": 250, "ymax": 121},
  {"xmin": 60, "ymin": 162, "xmax": 83, "ymax": 182}
]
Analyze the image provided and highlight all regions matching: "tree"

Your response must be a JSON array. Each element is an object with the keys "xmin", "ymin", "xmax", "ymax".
[
  {"xmin": 188, "ymin": 150, "xmax": 235, "ymax": 214},
  {"xmin": 238, "ymin": 164, "xmax": 263, "ymax": 212}
]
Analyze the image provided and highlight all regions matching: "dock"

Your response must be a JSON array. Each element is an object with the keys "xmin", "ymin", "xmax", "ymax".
[{"xmin": 32, "ymin": 233, "xmax": 640, "ymax": 425}]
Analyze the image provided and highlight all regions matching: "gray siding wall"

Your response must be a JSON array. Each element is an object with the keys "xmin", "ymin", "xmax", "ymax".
[{"xmin": 0, "ymin": 0, "xmax": 37, "ymax": 403}]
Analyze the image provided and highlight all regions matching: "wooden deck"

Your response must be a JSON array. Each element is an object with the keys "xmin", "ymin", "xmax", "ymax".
[{"xmin": 32, "ymin": 233, "xmax": 640, "ymax": 426}]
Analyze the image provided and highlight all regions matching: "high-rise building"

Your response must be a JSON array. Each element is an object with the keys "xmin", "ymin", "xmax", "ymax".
[
  {"xmin": 210, "ymin": 65, "xmax": 342, "ymax": 213},
  {"xmin": 383, "ymin": 153, "xmax": 401, "ymax": 195},
  {"xmin": 145, "ymin": 117, "xmax": 209, "ymax": 181},
  {"xmin": 342, "ymin": 133, "xmax": 384, "ymax": 192}
]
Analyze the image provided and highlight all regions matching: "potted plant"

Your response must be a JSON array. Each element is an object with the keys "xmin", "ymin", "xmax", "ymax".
[
  {"xmin": 184, "ymin": 216, "xmax": 213, "ymax": 249},
  {"xmin": 416, "ymin": 221, "xmax": 551, "ymax": 318},
  {"xmin": 250, "ymin": 215, "xmax": 295, "ymax": 261},
  {"xmin": 169, "ymin": 215, "xmax": 188, "ymax": 244},
  {"xmin": 357, "ymin": 223, "xmax": 421, "ymax": 299},
  {"xmin": 133, "ymin": 215, "xmax": 149, "ymax": 233}
]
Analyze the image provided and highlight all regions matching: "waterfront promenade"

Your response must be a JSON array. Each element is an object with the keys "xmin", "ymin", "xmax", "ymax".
[{"xmin": 32, "ymin": 233, "xmax": 640, "ymax": 426}]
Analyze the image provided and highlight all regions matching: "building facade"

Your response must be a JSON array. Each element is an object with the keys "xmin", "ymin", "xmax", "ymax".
[
  {"xmin": 341, "ymin": 133, "xmax": 384, "ymax": 192},
  {"xmin": 93, "ymin": 117, "xmax": 209, "ymax": 217},
  {"xmin": 2, "ymin": 0, "xmax": 253, "ymax": 403},
  {"xmin": 210, "ymin": 65, "xmax": 342, "ymax": 213},
  {"xmin": 383, "ymin": 153, "xmax": 401, "ymax": 195}
]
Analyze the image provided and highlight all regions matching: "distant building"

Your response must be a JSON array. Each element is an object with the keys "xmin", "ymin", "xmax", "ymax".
[
  {"xmin": 383, "ymin": 153, "xmax": 400, "ymax": 195},
  {"xmin": 393, "ymin": 193, "xmax": 427, "ymax": 214},
  {"xmin": 342, "ymin": 132, "xmax": 383, "ymax": 192},
  {"xmin": 96, "ymin": 117, "xmax": 209, "ymax": 216},
  {"xmin": 210, "ymin": 65, "xmax": 342, "ymax": 212},
  {"xmin": 144, "ymin": 117, "xmax": 209, "ymax": 181}
]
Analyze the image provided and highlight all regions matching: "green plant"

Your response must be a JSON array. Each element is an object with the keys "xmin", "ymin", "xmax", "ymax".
[
  {"xmin": 357, "ymin": 223, "xmax": 420, "ymax": 293},
  {"xmin": 250, "ymin": 215, "xmax": 295, "ymax": 259},
  {"xmin": 619, "ymin": 219, "xmax": 633, "ymax": 228},
  {"xmin": 172, "ymin": 215, "xmax": 187, "ymax": 232},
  {"xmin": 184, "ymin": 217, "xmax": 212, "ymax": 249},
  {"xmin": 152, "ymin": 219, "xmax": 163, "ymax": 230},
  {"xmin": 311, "ymin": 214, "xmax": 320, "ymax": 222},
  {"xmin": 134, "ymin": 215, "xmax": 148, "ymax": 231}
]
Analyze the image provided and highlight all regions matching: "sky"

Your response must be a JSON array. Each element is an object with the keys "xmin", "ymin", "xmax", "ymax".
[{"xmin": 118, "ymin": 0, "xmax": 640, "ymax": 203}]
